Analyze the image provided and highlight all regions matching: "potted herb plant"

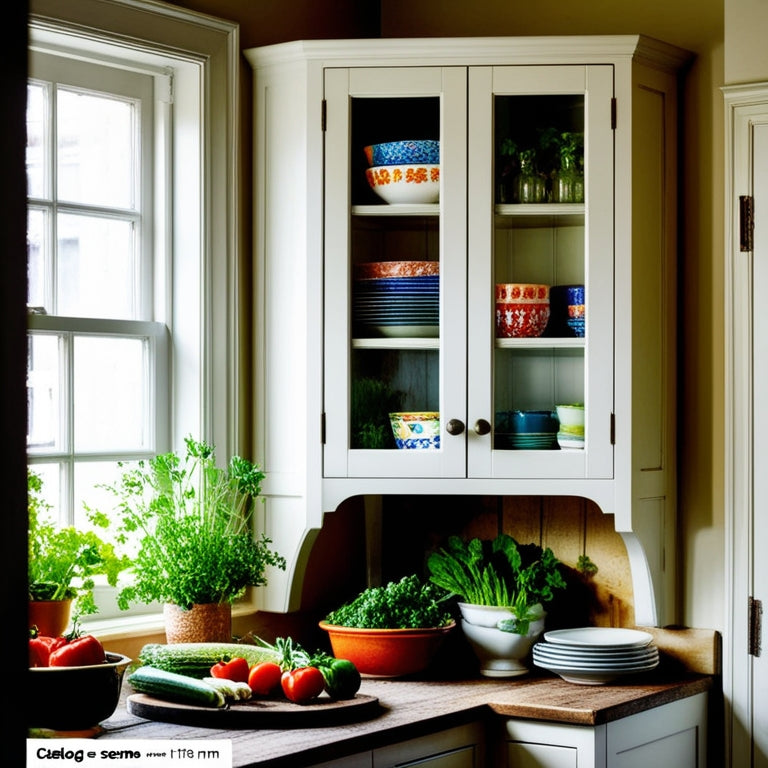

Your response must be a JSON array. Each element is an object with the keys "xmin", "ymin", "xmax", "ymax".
[
  {"xmin": 28, "ymin": 469, "xmax": 130, "ymax": 635},
  {"xmin": 319, "ymin": 574, "xmax": 455, "ymax": 678},
  {"xmin": 426, "ymin": 533, "xmax": 569, "ymax": 677},
  {"xmin": 102, "ymin": 436, "xmax": 286, "ymax": 643}
]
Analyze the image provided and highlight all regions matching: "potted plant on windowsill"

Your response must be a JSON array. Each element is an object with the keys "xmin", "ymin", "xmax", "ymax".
[
  {"xmin": 28, "ymin": 469, "xmax": 130, "ymax": 636},
  {"xmin": 102, "ymin": 436, "xmax": 286, "ymax": 643},
  {"xmin": 426, "ymin": 533, "xmax": 569, "ymax": 677}
]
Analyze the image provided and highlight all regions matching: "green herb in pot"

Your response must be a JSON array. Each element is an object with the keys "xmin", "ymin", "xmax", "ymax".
[{"xmin": 324, "ymin": 574, "xmax": 452, "ymax": 629}]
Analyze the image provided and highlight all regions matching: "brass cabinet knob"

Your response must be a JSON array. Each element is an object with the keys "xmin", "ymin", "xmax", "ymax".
[
  {"xmin": 473, "ymin": 418, "xmax": 491, "ymax": 435},
  {"xmin": 446, "ymin": 418, "xmax": 465, "ymax": 435}
]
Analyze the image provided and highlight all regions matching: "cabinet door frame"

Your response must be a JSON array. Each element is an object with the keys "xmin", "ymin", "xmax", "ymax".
[
  {"xmin": 323, "ymin": 65, "xmax": 468, "ymax": 479},
  {"xmin": 723, "ymin": 82, "xmax": 768, "ymax": 768},
  {"xmin": 466, "ymin": 64, "xmax": 615, "ymax": 480}
]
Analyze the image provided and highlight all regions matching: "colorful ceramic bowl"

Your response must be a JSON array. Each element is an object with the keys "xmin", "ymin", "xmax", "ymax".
[
  {"xmin": 353, "ymin": 261, "xmax": 439, "ymax": 280},
  {"xmin": 389, "ymin": 412, "xmax": 440, "ymax": 450},
  {"xmin": 548, "ymin": 285, "xmax": 585, "ymax": 337},
  {"xmin": 365, "ymin": 164, "xmax": 440, "ymax": 204},
  {"xmin": 319, "ymin": 621, "xmax": 455, "ymax": 678},
  {"xmin": 363, "ymin": 140, "xmax": 440, "ymax": 167},
  {"xmin": 495, "ymin": 284, "xmax": 550, "ymax": 338}
]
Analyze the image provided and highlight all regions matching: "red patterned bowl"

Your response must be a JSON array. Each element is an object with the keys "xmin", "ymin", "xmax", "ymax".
[
  {"xmin": 495, "ymin": 284, "xmax": 550, "ymax": 338},
  {"xmin": 319, "ymin": 621, "xmax": 455, "ymax": 678}
]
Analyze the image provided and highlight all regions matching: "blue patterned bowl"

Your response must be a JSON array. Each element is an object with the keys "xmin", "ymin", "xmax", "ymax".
[
  {"xmin": 364, "ymin": 140, "xmax": 440, "ymax": 167},
  {"xmin": 389, "ymin": 412, "xmax": 440, "ymax": 450}
]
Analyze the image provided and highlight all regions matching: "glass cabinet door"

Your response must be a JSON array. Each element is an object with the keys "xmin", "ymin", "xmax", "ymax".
[
  {"xmin": 467, "ymin": 65, "xmax": 615, "ymax": 479},
  {"xmin": 323, "ymin": 67, "xmax": 468, "ymax": 478}
]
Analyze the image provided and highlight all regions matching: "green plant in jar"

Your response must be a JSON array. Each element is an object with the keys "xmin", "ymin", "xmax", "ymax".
[{"xmin": 539, "ymin": 128, "xmax": 584, "ymax": 203}]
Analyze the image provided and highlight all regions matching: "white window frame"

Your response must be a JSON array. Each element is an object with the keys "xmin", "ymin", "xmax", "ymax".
[{"xmin": 28, "ymin": 0, "xmax": 243, "ymax": 633}]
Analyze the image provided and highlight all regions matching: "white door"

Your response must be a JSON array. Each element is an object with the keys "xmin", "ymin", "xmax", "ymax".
[{"xmin": 724, "ymin": 84, "xmax": 768, "ymax": 768}]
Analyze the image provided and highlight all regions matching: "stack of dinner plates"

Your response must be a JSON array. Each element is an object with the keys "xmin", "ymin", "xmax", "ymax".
[
  {"xmin": 532, "ymin": 627, "xmax": 659, "ymax": 685},
  {"xmin": 352, "ymin": 274, "xmax": 439, "ymax": 338}
]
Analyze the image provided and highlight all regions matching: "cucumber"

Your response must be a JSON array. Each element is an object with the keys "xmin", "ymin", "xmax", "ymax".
[
  {"xmin": 128, "ymin": 666, "xmax": 226, "ymax": 708},
  {"xmin": 138, "ymin": 642, "xmax": 281, "ymax": 679}
]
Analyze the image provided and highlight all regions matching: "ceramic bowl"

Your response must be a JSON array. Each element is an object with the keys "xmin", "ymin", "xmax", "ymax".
[
  {"xmin": 495, "ymin": 283, "xmax": 550, "ymax": 338},
  {"xmin": 458, "ymin": 603, "xmax": 546, "ymax": 677},
  {"xmin": 353, "ymin": 260, "xmax": 439, "ymax": 280},
  {"xmin": 28, "ymin": 652, "xmax": 132, "ymax": 730},
  {"xmin": 548, "ymin": 284, "xmax": 585, "ymax": 336},
  {"xmin": 494, "ymin": 410, "xmax": 559, "ymax": 450},
  {"xmin": 389, "ymin": 412, "xmax": 440, "ymax": 450},
  {"xmin": 319, "ymin": 621, "xmax": 455, "ymax": 678},
  {"xmin": 363, "ymin": 140, "xmax": 440, "ymax": 167},
  {"xmin": 365, "ymin": 164, "xmax": 440, "ymax": 204},
  {"xmin": 555, "ymin": 404, "xmax": 585, "ymax": 429}
]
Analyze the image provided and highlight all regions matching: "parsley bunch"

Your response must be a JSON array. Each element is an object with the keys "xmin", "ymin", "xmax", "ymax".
[{"xmin": 324, "ymin": 574, "xmax": 452, "ymax": 629}]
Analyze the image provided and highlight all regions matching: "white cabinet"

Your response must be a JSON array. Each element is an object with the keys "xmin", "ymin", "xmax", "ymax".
[
  {"xmin": 500, "ymin": 692, "xmax": 708, "ymax": 768},
  {"xmin": 244, "ymin": 36, "xmax": 690, "ymax": 624},
  {"xmin": 309, "ymin": 722, "xmax": 484, "ymax": 768}
]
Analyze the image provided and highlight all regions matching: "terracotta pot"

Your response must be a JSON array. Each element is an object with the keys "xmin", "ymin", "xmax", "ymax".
[
  {"xmin": 29, "ymin": 599, "xmax": 72, "ymax": 636},
  {"xmin": 319, "ymin": 620, "xmax": 455, "ymax": 678},
  {"xmin": 163, "ymin": 602, "xmax": 232, "ymax": 644}
]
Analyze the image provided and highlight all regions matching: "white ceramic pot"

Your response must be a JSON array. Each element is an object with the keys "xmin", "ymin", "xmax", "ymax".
[{"xmin": 458, "ymin": 603, "xmax": 546, "ymax": 678}]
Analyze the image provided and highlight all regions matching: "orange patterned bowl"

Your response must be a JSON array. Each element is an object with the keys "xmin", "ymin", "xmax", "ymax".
[
  {"xmin": 319, "ymin": 621, "xmax": 455, "ymax": 678},
  {"xmin": 365, "ymin": 164, "xmax": 440, "ymax": 204}
]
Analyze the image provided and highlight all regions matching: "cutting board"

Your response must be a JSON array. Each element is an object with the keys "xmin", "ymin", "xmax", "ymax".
[{"xmin": 127, "ymin": 692, "xmax": 381, "ymax": 729}]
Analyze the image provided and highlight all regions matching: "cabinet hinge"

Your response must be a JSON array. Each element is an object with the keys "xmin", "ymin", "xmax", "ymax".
[
  {"xmin": 610, "ymin": 97, "xmax": 617, "ymax": 130},
  {"xmin": 321, "ymin": 412, "xmax": 326, "ymax": 444},
  {"xmin": 321, "ymin": 100, "xmax": 327, "ymax": 132},
  {"xmin": 740, "ymin": 195, "xmax": 754, "ymax": 252},
  {"xmin": 749, "ymin": 596, "xmax": 762, "ymax": 657},
  {"xmin": 610, "ymin": 413, "xmax": 615, "ymax": 444}
]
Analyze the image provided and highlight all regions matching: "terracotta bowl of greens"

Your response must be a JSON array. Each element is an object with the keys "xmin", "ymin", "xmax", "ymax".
[{"xmin": 320, "ymin": 574, "xmax": 455, "ymax": 678}]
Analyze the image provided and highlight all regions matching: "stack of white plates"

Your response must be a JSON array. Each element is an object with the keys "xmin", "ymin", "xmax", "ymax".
[{"xmin": 532, "ymin": 627, "xmax": 659, "ymax": 685}]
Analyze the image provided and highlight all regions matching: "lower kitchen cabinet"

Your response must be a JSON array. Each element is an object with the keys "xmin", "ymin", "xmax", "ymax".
[
  {"xmin": 310, "ymin": 722, "xmax": 486, "ymax": 768},
  {"xmin": 499, "ymin": 692, "xmax": 708, "ymax": 768}
]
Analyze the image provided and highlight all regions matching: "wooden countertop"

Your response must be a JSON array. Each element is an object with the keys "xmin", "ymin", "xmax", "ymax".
[{"xmin": 94, "ymin": 670, "xmax": 713, "ymax": 768}]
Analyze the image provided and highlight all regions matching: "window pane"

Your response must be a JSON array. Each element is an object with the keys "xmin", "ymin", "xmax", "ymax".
[
  {"xmin": 73, "ymin": 461, "xmax": 132, "ymax": 533},
  {"xmin": 73, "ymin": 335, "xmax": 149, "ymax": 452},
  {"xmin": 57, "ymin": 212, "xmax": 136, "ymax": 319},
  {"xmin": 26, "ymin": 82, "xmax": 49, "ymax": 199},
  {"xmin": 27, "ymin": 207, "xmax": 49, "ymax": 309},
  {"xmin": 27, "ymin": 333, "xmax": 63, "ymax": 453},
  {"xmin": 57, "ymin": 88, "xmax": 135, "ymax": 209}
]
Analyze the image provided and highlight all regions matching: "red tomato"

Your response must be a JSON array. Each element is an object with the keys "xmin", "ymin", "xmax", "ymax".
[
  {"xmin": 210, "ymin": 656, "xmax": 250, "ymax": 684},
  {"xmin": 247, "ymin": 661, "xmax": 283, "ymax": 695},
  {"xmin": 280, "ymin": 667, "xmax": 325, "ymax": 704},
  {"xmin": 48, "ymin": 633, "xmax": 105, "ymax": 667}
]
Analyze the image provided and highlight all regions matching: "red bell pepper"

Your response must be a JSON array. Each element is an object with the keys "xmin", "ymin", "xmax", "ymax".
[
  {"xmin": 210, "ymin": 656, "xmax": 250, "ymax": 684},
  {"xmin": 29, "ymin": 627, "xmax": 64, "ymax": 667},
  {"xmin": 48, "ymin": 628, "xmax": 106, "ymax": 667}
]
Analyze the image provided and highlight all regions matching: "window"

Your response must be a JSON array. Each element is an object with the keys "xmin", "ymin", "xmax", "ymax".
[
  {"xmin": 27, "ymin": 51, "xmax": 169, "ymax": 531},
  {"xmin": 27, "ymin": 0, "xmax": 242, "ymax": 628}
]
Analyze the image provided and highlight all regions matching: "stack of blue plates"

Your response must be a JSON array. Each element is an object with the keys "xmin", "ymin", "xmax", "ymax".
[{"xmin": 353, "ymin": 275, "xmax": 439, "ymax": 338}]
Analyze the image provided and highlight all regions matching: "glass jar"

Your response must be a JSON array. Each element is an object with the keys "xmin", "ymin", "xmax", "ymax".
[
  {"xmin": 512, "ymin": 150, "xmax": 547, "ymax": 203},
  {"xmin": 552, "ymin": 153, "xmax": 584, "ymax": 203}
]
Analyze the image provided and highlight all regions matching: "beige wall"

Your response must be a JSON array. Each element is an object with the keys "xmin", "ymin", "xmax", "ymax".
[
  {"xmin": 168, "ymin": 0, "xmax": 727, "ymax": 632},
  {"xmin": 725, "ymin": 0, "xmax": 768, "ymax": 83}
]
